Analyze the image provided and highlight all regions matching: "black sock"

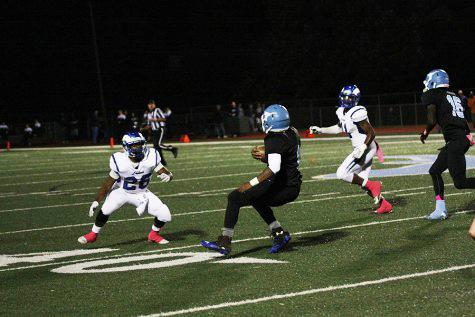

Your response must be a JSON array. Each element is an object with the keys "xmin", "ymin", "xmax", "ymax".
[
  {"xmin": 95, "ymin": 210, "xmax": 109, "ymax": 227},
  {"xmin": 154, "ymin": 217, "xmax": 166, "ymax": 229}
]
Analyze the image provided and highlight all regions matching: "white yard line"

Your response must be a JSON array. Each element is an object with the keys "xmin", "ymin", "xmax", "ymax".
[
  {"xmin": 3, "ymin": 133, "xmax": 445, "ymax": 152},
  {"xmin": 0, "ymin": 184, "xmax": 444, "ymax": 231},
  {"xmin": 0, "ymin": 209, "xmax": 472, "ymax": 273},
  {"xmin": 140, "ymin": 262, "xmax": 475, "ymax": 317}
]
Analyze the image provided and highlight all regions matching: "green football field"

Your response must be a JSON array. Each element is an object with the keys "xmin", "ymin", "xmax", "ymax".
[{"xmin": 1, "ymin": 135, "xmax": 474, "ymax": 316}]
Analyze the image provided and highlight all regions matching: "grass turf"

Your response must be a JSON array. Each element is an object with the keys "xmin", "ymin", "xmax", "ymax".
[{"xmin": 0, "ymin": 135, "xmax": 474, "ymax": 316}]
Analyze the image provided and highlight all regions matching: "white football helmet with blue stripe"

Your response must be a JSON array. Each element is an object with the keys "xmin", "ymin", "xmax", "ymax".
[
  {"xmin": 423, "ymin": 69, "xmax": 449, "ymax": 92},
  {"xmin": 122, "ymin": 132, "xmax": 148, "ymax": 161},
  {"xmin": 339, "ymin": 85, "xmax": 361, "ymax": 109}
]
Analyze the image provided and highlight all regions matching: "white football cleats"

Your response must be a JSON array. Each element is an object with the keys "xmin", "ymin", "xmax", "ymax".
[
  {"xmin": 352, "ymin": 144, "xmax": 367, "ymax": 159},
  {"xmin": 89, "ymin": 201, "xmax": 99, "ymax": 217}
]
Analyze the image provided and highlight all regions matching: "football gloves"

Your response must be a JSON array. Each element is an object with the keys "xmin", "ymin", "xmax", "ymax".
[
  {"xmin": 89, "ymin": 201, "xmax": 99, "ymax": 217},
  {"xmin": 352, "ymin": 144, "xmax": 367, "ymax": 159},
  {"xmin": 420, "ymin": 130, "xmax": 429, "ymax": 144},
  {"xmin": 158, "ymin": 172, "xmax": 173, "ymax": 183},
  {"xmin": 309, "ymin": 126, "xmax": 322, "ymax": 134}
]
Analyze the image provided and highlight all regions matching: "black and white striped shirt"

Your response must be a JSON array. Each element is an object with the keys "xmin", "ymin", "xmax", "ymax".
[{"xmin": 147, "ymin": 108, "xmax": 167, "ymax": 130}]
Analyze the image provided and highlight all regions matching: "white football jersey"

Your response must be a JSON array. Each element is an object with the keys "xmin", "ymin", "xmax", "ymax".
[
  {"xmin": 336, "ymin": 105, "xmax": 369, "ymax": 148},
  {"xmin": 109, "ymin": 148, "xmax": 162, "ymax": 193}
]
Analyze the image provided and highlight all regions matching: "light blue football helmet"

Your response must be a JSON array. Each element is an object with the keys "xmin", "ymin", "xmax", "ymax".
[
  {"xmin": 339, "ymin": 85, "xmax": 361, "ymax": 108},
  {"xmin": 261, "ymin": 104, "xmax": 290, "ymax": 133},
  {"xmin": 122, "ymin": 132, "xmax": 148, "ymax": 160},
  {"xmin": 423, "ymin": 69, "xmax": 449, "ymax": 92}
]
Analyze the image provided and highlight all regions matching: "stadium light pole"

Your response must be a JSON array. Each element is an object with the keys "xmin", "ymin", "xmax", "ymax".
[{"xmin": 88, "ymin": 0, "xmax": 109, "ymax": 132}]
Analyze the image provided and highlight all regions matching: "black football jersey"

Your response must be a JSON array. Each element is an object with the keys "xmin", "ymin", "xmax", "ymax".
[
  {"xmin": 421, "ymin": 88, "xmax": 469, "ymax": 140},
  {"xmin": 264, "ymin": 126, "xmax": 302, "ymax": 186}
]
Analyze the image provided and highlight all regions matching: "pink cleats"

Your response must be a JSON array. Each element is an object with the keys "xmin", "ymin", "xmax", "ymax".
[
  {"xmin": 365, "ymin": 180, "xmax": 382, "ymax": 204},
  {"xmin": 375, "ymin": 199, "xmax": 393, "ymax": 214},
  {"xmin": 148, "ymin": 230, "xmax": 169, "ymax": 244},
  {"xmin": 78, "ymin": 231, "xmax": 97, "ymax": 244}
]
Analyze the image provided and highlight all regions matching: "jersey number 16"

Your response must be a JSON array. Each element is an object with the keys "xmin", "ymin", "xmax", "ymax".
[{"xmin": 446, "ymin": 95, "xmax": 465, "ymax": 119}]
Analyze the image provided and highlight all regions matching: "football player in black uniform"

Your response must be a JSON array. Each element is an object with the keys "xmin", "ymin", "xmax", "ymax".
[
  {"xmin": 420, "ymin": 69, "xmax": 475, "ymax": 220},
  {"xmin": 201, "ymin": 104, "xmax": 302, "ymax": 254}
]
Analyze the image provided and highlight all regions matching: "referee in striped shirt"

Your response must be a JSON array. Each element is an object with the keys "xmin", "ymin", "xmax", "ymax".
[{"xmin": 147, "ymin": 99, "xmax": 178, "ymax": 166}]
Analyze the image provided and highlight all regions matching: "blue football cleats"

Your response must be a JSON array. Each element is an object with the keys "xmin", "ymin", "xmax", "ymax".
[
  {"xmin": 201, "ymin": 235, "xmax": 232, "ymax": 255},
  {"xmin": 338, "ymin": 85, "xmax": 361, "ymax": 109},
  {"xmin": 423, "ymin": 69, "xmax": 449, "ymax": 92},
  {"xmin": 122, "ymin": 132, "xmax": 147, "ymax": 161},
  {"xmin": 261, "ymin": 104, "xmax": 290, "ymax": 133},
  {"xmin": 268, "ymin": 228, "xmax": 291, "ymax": 254}
]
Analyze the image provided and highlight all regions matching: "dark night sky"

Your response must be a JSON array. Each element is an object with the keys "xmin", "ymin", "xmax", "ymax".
[{"xmin": 2, "ymin": 0, "xmax": 475, "ymax": 116}]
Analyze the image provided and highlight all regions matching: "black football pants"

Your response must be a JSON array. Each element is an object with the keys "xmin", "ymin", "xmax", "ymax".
[
  {"xmin": 224, "ymin": 178, "xmax": 300, "ymax": 229},
  {"xmin": 152, "ymin": 128, "xmax": 176, "ymax": 166},
  {"xmin": 429, "ymin": 136, "xmax": 475, "ymax": 198}
]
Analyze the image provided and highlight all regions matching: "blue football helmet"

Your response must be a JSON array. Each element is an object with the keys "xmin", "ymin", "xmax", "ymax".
[
  {"xmin": 261, "ymin": 104, "xmax": 290, "ymax": 133},
  {"xmin": 423, "ymin": 69, "xmax": 449, "ymax": 92},
  {"xmin": 122, "ymin": 132, "xmax": 148, "ymax": 161},
  {"xmin": 339, "ymin": 85, "xmax": 361, "ymax": 108}
]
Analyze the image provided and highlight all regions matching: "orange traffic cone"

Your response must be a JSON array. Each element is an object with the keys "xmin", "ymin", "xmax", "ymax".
[
  {"xmin": 179, "ymin": 134, "xmax": 190, "ymax": 143},
  {"xmin": 304, "ymin": 129, "xmax": 315, "ymax": 138},
  {"xmin": 109, "ymin": 137, "xmax": 115, "ymax": 148}
]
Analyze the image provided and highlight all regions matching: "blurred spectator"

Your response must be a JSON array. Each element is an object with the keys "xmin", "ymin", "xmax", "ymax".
[
  {"xmin": 23, "ymin": 124, "xmax": 33, "ymax": 147},
  {"xmin": 255, "ymin": 103, "xmax": 264, "ymax": 130},
  {"xmin": 0, "ymin": 122, "xmax": 9, "ymax": 147},
  {"xmin": 60, "ymin": 112, "xmax": 69, "ymax": 143},
  {"xmin": 130, "ymin": 112, "xmax": 139, "ymax": 131},
  {"xmin": 33, "ymin": 119, "xmax": 43, "ymax": 137},
  {"xmin": 245, "ymin": 104, "xmax": 257, "ymax": 132},
  {"xmin": 229, "ymin": 101, "xmax": 239, "ymax": 137},
  {"xmin": 213, "ymin": 104, "xmax": 227, "ymax": 138},
  {"xmin": 116, "ymin": 109, "xmax": 127, "ymax": 141},
  {"xmin": 69, "ymin": 114, "xmax": 79, "ymax": 141},
  {"xmin": 238, "ymin": 103, "xmax": 244, "ymax": 118},
  {"xmin": 91, "ymin": 110, "xmax": 100, "ymax": 144},
  {"xmin": 467, "ymin": 91, "xmax": 475, "ymax": 129}
]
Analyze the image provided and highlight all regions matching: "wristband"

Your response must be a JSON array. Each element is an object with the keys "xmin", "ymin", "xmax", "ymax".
[{"xmin": 249, "ymin": 177, "xmax": 259, "ymax": 186}]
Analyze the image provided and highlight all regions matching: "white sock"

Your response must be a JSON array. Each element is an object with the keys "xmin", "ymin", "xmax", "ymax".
[
  {"xmin": 362, "ymin": 178, "xmax": 368, "ymax": 187},
  {"xmin": 269, "ymin": 220, "xmax": 282, "ymax": 231},
  {"xmin": 152, "ymin": 225, "xmax": 161, "ymax": 232},
  {"xmin": 92, "ymin": 225, "xmax": 102, "ymax": 234}
]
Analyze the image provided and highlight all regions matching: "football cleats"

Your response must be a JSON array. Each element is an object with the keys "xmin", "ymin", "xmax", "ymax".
[
  {"xmin": 339, "ymin": 85, "xmax": 361, "ymax": 108},
  {"xmin": 423, "ymin": 69, "xmax": 449, "ymax": 92},
  {"xmin": 122, "ymin": 132, "xmax": 147, "ymax": 161},
  {"xmin": 309, "ymin": 126, "xmax": 323, "ymax": 134},
  {"xmin": 261, "ymin": 104, "xmax": 290, "ymax": 133}
]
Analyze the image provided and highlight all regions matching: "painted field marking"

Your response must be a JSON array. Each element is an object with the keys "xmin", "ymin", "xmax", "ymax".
[
  {"xmin": 0, "ymin": 178, "xmax": 431, "ymax": 214},
  {"xmin": 3, "ymin": 133, "xmax": 446, "ymax": 153},
  {"xmin": 0, "ymin": 183, "xmax": 460, "ymax": 235},
  {"xmin": 139, "ymin": 262, "xmax": 475, "ymax": 317},
  {"xmin": 0, "ymin": 209, "xmax": 472, "ymax": 273}
]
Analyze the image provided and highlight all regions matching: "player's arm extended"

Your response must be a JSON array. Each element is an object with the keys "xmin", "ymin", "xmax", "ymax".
[
  {"xmin": 309, "ymin": 123, "xmax": 342, "ymax": 134},
  {"xmin": 238, "ymin": 153, "xmax": 281, "ymax": 192},
  {"xmin": 95, "ymin": 176, "xmax": 117, "ymax": 202},
  {"xmin": 420, "ymin": 104, "xmax": 437, "ymax": 143}
]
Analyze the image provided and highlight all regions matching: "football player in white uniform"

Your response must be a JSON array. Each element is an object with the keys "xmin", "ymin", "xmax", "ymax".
[
  {"xmin": 309, "ymin": 85, "xmax": 393, "ymax": 214},
  {"xmin": 78, "ymin": 132, "xmax": 173, "ymax": 245}
]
